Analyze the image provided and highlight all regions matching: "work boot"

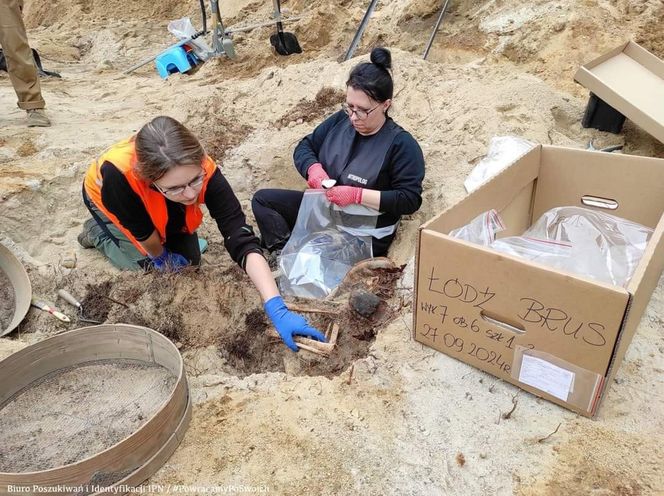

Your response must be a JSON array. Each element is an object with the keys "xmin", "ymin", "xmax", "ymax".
[
  {"xmin": 77, "ymin": 231, "xmax": 95, "ymax": 249},
  {"xmin": 77, "ymin": 218, "xmax": 97, "ymax": 249},
  {"xmin": 26, "ymin": 109, "xmax": 51, "ymax": 127}
]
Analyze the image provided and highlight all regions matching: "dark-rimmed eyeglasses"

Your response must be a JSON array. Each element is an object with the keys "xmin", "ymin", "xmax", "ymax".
[
  {"xmin": 341, "ymin": 102, "xmax": 380, "ymax": 120},
  {"xmin": 153, "ymin": 171, "xmax": 205, "ymax": 197}
]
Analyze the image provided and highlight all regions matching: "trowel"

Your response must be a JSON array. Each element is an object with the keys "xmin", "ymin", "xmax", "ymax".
[{"xmin": 57, "ymin": 289, "xmax": 102, "ymax": 324}]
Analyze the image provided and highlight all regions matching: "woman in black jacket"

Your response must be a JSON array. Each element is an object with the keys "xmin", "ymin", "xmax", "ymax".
[{"xmin": 252, "ymin": 47, "xmax": 425, "ymax": 257}]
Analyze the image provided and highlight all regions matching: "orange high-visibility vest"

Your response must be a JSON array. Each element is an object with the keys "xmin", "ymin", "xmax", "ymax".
[{"xmin": 84, "ymin": 137, "xmax": 216, "ymax": 255}]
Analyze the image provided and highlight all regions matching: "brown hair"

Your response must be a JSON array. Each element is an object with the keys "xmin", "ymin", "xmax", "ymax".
[{"xmin": 134, "ymin": 116, "xmax": 205, "ymax": 181}]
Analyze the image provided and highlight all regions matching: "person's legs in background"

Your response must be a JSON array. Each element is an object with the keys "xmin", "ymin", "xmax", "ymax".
[
  {"xmin": 0, "ymin": 0, "xmax": 50, "ymax": 127},
  {"xmin": 251, "ymin": 189, "xmax": 304, "ymax": 252}
]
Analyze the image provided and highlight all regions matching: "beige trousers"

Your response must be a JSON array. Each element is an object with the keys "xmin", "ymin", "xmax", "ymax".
[{"xmin": 0, "ymin": 0, "xmax": 45, "ymax": 110}]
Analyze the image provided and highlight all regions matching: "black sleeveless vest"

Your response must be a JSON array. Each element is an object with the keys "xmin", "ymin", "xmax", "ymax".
[{"xmin": 318, "ymin": 117, "xmax": 403, "ymax": 188}]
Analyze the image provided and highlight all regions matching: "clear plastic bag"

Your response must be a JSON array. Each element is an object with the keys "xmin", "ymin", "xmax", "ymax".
[
  {"xmin": 464, "ymin": 136, "xmax": 536, "ymax": 193},
  {"xmin": 167, "ymin": 17, "xmax": 211, "ymax": 61},
  {"xmin": 507, "ymin": 206, "xmax": 653, "ymax": 287},
  {"xmin": 448, "ymin": 206, "xmax": 652, "ymax": 287},
  {"xmin": 278, "ymin": 191, "xmax": 375, "ymax": 299},
  {"xmin": 449, "ymin": 209, "xmax": 505, "ymax": 246},
  {"xmin": 491, "ymin": 236, "xmax": 573, "ymax": 269}
]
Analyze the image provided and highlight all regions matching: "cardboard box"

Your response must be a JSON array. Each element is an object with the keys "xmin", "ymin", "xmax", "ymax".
[
  {"xmin": 413, "ymin": 146, "xmax": 664, "ymax": 417},
  {"xmin": 574, "ymin": 41, "xmax": 664, "ymax": 143}
]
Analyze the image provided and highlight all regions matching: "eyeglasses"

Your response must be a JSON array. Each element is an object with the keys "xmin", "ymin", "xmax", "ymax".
[
  {"xmin": 341, "ymin": 102, "xmax": 381, "ymax": 120},
  {"xmin": 153, "ymin": 171, "xmax": 206, "ymax": 197}
]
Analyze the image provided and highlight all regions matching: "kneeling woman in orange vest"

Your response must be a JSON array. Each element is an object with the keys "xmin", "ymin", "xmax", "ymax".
[{"xmin": 79, "ymin": 115, "xmax": 325, "ymax": 351}]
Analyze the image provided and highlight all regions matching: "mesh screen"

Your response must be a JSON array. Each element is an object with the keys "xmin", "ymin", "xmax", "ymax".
[{"xmin": 0, "ymin": 359, "xmax": 177, "ymax": 481}]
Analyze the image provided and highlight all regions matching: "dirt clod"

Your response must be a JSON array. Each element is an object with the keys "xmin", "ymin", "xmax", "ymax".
[
  {"xmin": 349, "ymin": 288, "xmax": 381, "ymax": 317},
  {"xmin": 81, "ymin": 281, "xmax": 114, "ymax": 323},
  {"xmin": 189, "ymin": 106, "xmax": 254, "ymax": 162},
  {"xmin": 218, "ymin": 308, "xmax": 282, "ymax": 376},
  {"xmin": 275, "ymin": 86, "xmax": 345, "ymax": 129}
]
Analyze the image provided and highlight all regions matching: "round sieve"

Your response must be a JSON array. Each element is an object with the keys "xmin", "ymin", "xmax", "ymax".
[{"xmin": 0, "ymin": 324, "xmax": 191, "ymax": 495}]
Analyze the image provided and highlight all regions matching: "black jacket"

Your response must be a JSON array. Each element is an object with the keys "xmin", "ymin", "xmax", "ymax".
[
  {"xmin": 99, "ymin": 162, "xmax": 262, "ymax": 268},
  {"xmin": 293, "ymin": 110, "xmax": 425, "ymax": 231}
]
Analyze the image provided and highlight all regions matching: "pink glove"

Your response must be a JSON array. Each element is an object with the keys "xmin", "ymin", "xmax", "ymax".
[
  {"xmin": 306, "ymin": 163, "xmax": 330, "ymax": 189},
  {"xmin": 325, "ymin": 185, "xmax": 363, "ymax": 207}
]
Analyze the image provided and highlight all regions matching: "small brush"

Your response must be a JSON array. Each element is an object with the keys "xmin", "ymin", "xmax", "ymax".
[{"xmin": 31, "ymin": 298, "xmax": 70, "ymax": 323}]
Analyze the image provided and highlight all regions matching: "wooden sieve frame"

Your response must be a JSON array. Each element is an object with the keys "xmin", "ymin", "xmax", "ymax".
[{"xmin": 0, "ymin": 324, "xmax": 191, "ymax": 495}]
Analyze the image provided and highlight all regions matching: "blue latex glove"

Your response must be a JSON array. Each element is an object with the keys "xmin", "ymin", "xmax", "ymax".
[
  {"xmin": 150, "ymin": 248, "xmax": 189, "ymax": 272},
  {"xmin": 264, "ymin": 296, "xmax": 327, "ymax": 352}
]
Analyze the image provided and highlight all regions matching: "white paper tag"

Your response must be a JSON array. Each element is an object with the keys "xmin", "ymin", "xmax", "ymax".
[{"xmin": 518, "ymin": 355, "xmax": 575, "ymax": 401}]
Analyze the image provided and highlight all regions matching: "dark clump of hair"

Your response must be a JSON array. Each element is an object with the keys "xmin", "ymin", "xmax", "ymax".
[
  {"xmin": 134, "ymin": 116, "xmax": 205, "ymax": 181},
  {"xmin": 346, "ymin": 47, "xmax": 393, "ymax": 103}
]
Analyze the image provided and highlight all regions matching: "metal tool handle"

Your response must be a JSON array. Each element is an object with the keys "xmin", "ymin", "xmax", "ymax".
[
  {"xmin": 225, "ymin": 16, "xmax": 302, "ymax": 35},
  {"xmin": 344, "ymin": 0, "xmax": 380, "ymax": 61},
  {"xmin": 123, "ymin": 35, "xmax": 202, "ymax": 74},
  {"xmin": 58, "ymin": 289, "xmax": 82, "ymax": 309},
  {"xmin": 273, "ymin": 0, "xmax": 285, "ymax": 31},
  {"xmin": 423, "ymin": 0, "xmax": 451, "ymax": 60}
]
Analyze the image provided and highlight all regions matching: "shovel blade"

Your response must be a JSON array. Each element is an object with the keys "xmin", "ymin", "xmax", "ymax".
[{"xmin": 270, "ymin": 32, "xmax": 302, "ymax": 56}]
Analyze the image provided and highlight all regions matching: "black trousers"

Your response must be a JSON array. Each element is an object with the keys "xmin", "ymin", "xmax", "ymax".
[{"xmin": 251, "ymin": 188, "xmax": 393, "ymax": 257}]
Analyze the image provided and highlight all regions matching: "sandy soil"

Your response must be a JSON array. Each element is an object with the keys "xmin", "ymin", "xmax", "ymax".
[
  {"xmin": 0, "ymin": 269, "xmax": 15, "ymax": 331},
  {"xmin": 1, "ymin": 0, "xmax": 664, "ymax": 494}
]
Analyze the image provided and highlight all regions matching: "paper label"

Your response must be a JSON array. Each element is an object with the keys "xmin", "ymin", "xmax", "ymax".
[{"xmin": 518, "ymin": 355, "xmax": 575, "ymax": 401}]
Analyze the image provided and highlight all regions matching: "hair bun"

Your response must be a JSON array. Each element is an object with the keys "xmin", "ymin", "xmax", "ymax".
[{"xmin": 370, "ymin": 47, "xmax": 392, "ymax": 71}]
